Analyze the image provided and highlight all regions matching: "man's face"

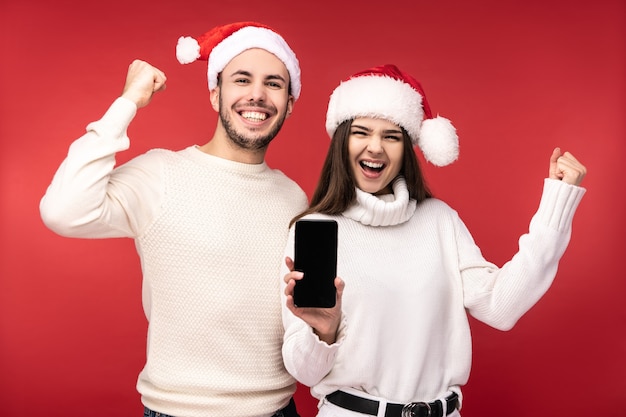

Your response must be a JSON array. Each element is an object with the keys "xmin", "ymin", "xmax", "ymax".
[{"xmin": 211, "ymin": 48, "xmax": 294, "ymax": 151}]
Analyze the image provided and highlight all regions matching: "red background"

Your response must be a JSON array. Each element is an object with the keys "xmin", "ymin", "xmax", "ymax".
[{"xmin": 1, "ymin": 1, "xmax": 624, "ymax": 416}]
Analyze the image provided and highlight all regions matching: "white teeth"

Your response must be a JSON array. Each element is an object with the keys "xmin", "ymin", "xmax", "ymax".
[
  {"xmin": 241, "ymin": 111, "xmax": 267, "ymax": 121},
  {"xmin": 362, "ymin": 161, "xmax": 383, "ymax": 169}
]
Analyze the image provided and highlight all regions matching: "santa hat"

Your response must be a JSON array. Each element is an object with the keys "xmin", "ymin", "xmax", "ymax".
[
  {"xmin": 176, "ymin": 21, "xmax": 301, "ymax": 100},
  {"xmin": 325, "ymin": 64, "xmax": 458, "ymax": 166}
]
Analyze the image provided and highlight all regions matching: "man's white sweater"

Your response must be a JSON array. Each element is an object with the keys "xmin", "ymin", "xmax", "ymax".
[{"xmin": 40, "ymin": 97, "xmax": 309, "ymax": 417}]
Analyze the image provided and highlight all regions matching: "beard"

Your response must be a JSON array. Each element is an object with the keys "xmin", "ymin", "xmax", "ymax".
[{"xmin": 219, "ymin": 97, "xmax": 288, "ymax": 151}]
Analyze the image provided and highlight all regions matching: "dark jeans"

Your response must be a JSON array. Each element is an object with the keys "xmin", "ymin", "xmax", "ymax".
[{"xmin": 144, "ymin": 397, "xmax": 300, "ymax": 417}]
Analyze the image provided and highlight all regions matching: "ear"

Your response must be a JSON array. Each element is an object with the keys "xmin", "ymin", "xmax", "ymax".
[
  {"xmin": 285, "ymin": 95, "xmax": 295, "ymax": 119},
  {"xmin": 210, "ymin": 87, "xmax": 220, "ymax": 112}
]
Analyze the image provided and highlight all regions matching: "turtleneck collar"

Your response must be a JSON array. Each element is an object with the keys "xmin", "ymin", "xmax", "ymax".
[{"xmin": 342, "ymin": 176, "xmax": 417, "ymax": 226}]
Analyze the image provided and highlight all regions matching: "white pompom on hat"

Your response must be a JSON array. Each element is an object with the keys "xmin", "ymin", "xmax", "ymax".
[
  {"xmin": 176, "ymin": 21, "xmax": 301, "ymax": 100},
  {"xmin": 325, "ymin": 64, "xmax": 458, "ymax": 166}
]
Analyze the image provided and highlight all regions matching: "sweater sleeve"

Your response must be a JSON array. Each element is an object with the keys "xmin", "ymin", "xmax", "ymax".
[
  {"xmin": 39, "ymin": 97, "xmax": 163, "ymax": 239},
  {"xmin": 460, "ymin": 178, "xmax": 586, "ymax": 330},
  {"xmin": 280, "ymin": 225, "xmax": 347, "ymax": 387}
]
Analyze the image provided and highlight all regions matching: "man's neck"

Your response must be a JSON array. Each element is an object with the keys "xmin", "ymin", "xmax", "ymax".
[{"xmin": 198, "ymin": 135, "xmax": 267, "ymax": 164}]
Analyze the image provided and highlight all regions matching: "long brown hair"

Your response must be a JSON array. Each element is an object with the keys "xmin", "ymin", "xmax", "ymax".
[{"xmin": 290, "ymin": 119, "xmax": 432, "ymax": 227}]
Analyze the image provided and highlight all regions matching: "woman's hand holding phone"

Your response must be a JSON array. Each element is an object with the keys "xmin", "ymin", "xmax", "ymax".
[{"xmin": 283, "ymin": 256, "xmax": 344, "ymax": 345}]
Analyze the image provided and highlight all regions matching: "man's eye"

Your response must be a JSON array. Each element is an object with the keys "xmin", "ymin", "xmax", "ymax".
[{"xmin": 235, "ymin": 78, "xmax": 250, "ymax": 84}]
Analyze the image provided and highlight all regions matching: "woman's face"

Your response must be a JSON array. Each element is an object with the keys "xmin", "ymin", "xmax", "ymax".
[{"xmin": 348, "ymin": 117, "xmax": 404, "ymax": 195}]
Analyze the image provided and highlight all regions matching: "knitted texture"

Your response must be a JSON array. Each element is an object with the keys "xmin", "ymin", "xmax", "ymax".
[
  {"xmin": 281, "ymin": 177, "xmax": 585, "ymax": 406},
  {"xmin": 136, "ymin": 148, "xmax": 307, "ymax": 416},
  {"xmin": 39, "ymin": 98, "xmax": 309, "ymax": 417}
]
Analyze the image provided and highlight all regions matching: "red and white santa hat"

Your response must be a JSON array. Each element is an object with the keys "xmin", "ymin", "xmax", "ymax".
[
  {"xmin": 325, "ymin": 64, "xmax": 458, "ymax": 166},
  {"xmin": 176, "ymin": 21, "xmax": 301, "ymax": 100}
]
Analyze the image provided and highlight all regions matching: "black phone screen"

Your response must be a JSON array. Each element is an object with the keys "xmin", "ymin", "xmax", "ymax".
[{"xmin": 293, "ymin": 219, "xmax": 338, "ymax": 308}]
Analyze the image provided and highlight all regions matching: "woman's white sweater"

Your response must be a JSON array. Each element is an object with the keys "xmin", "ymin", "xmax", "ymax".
[{"xmin": 281, "ymin": 176, "xmax": 585, "ymax": 406}]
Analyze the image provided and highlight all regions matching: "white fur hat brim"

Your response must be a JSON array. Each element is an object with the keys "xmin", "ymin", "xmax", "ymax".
[
  {"xmin": 326, "ymin": 75, "xmax": 423, "ymax": 141},
  {"xmin": 325, "ymin": 74, "xmax": 458, "ymax": 166},
  {"xmin": 208, "ymin": 26, "xmax": 301, "ymax": 100},
  {"xmin": 176, "ymin": 24, "xmax": 301, "ymax": 100}
]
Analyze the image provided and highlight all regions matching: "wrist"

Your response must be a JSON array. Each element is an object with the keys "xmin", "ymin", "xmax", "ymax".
[{"xmin": 313, "ymin": 321, "xmax": 340, "ymax": 345}]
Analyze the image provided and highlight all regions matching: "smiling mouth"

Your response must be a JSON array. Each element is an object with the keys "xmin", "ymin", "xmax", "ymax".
[
  {"xmin": 360, "ymin": 160, "xmax": 385, "ymax": 173},
  {"xmin": 240, "ymin": 111, "xmax": 268, "ymax": 122}
]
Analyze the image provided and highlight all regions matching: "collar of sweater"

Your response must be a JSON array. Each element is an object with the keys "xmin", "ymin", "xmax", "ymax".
[{"xmin": 342, "ymin": 176, "xmax": 417, "ymax": 226}]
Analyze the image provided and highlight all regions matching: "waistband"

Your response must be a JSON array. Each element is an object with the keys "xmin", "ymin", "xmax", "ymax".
[
  {"xmin": 143, "ymin": 397, "xmax": 299, "ymax": 417},
  {"xmin": 326, "ymin": 390, "xmax": 458, "ymax": 417}
]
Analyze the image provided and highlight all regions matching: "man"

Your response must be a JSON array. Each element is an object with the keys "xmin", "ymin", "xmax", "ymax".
[{"xmin": 40, "ymin": 22, "xmax": 308, "ymax": 417}]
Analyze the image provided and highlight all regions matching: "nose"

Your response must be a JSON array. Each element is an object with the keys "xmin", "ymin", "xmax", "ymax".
[
  {"xmin": 366, "ymin": 136, "xmax": 383, "ymax": 154},
  {"xmin": 248, "ymin": 80, "xmax": 266, "ymax": 102}
]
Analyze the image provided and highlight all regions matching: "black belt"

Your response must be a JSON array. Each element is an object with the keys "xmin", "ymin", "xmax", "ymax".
[{"xmin": 326, "ymin": 390, "xmax": 458, "ymax": 417}]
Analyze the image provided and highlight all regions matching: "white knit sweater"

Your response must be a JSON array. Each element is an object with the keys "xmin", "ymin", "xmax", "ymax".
[
  {"xmin": 40, "ymin": 97, "xmax": 309, "ymax": 417},
  {"xmin": 281, "ymin": 176, "xmax": 585, "ymax": 407}
]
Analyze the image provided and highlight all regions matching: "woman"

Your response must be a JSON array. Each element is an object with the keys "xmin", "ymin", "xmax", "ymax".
[{"xmin": 280, "ymin": 65, "xmax": 586, "ymax": 417}]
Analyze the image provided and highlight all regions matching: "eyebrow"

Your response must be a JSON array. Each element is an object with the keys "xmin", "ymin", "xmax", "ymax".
[
  {"xmin": 228, "ymin": 70, "xmax": 287, "ymax": 84},
  {"xmin": 351, "ymin": 124, "xmax": 403, "ymax": 134},
  {"xmin": 265, "ymin": 74, "xmax": 288, "ymax": 83}
]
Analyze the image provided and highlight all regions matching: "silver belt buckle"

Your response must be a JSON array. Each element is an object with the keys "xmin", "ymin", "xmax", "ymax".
[{"xmin": 401, "ymin": 402, "xmax": 431, "ymax": 417}]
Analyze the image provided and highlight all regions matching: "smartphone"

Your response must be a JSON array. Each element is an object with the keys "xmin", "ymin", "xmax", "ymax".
[{"xmin": 293, "ymin": 219, "xmax": 338, "ymax": 308}]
